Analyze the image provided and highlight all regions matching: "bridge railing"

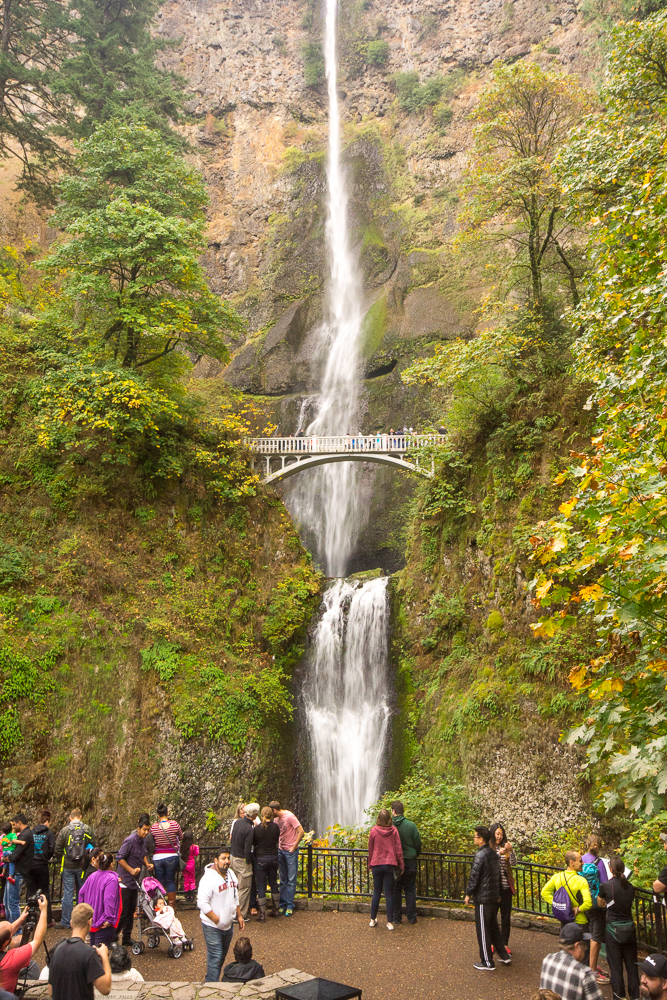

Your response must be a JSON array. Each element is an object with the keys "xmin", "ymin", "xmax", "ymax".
[
  {"xmin": 246, "ymin": 434, "xmax": 443, "ymax": 454},
  {"xmin": 40, "ymin": 846, "xmax": 667, "ymax": 951}
]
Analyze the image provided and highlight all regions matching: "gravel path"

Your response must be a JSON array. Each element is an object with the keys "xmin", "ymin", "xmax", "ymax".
[{"xmin": 42, "ymin": 909, "xmax": 614, "ymax": 1000}]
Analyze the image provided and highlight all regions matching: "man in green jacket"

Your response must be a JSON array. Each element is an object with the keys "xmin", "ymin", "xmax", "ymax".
[
  {"xmin": 541, "ymin": 851, "xmax": 593, "ymax": 927},
  {"xmin": 391, "ymin": 801, "xmax": 421, "ymax": 924}
]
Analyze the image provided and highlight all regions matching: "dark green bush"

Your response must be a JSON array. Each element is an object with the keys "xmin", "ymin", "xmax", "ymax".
[
  {"xmin": 366, "ymin": 39, "xmax": 389, "ymax": 66},
  {"xmin": 302, "ymin": 42, "xmax": 324, "ymax": 86}
]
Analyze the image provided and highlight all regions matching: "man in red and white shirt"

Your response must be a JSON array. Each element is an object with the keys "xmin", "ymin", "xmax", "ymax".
[
  {"xmin": 0, "ymin": 892, "xmax": 48, "ymax": 994},
  {"xmin": 269, "ymin": 800, "xmax": 304, "ymax": 917},
  {"xmin": 197, "ymin": 847, "xmax": 244, "ymax": 983}
]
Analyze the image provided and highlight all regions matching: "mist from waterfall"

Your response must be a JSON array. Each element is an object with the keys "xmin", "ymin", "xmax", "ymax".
[
  {"xmin": 286, "ymin": 0, "xmax": 363, "ymax": 578},
  {"xmin": 305, "ymin": 576, "xmax": 391, "ymax": 832}
]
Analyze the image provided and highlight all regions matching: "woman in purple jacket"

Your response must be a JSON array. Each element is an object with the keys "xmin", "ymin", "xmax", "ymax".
[
  {"xmin": 367, "ymin": 809, "xmax": 404, "ymax": 931},
  {"xmin": 79, "ymin": 850, "xmax": 122, "ymax": 946}
]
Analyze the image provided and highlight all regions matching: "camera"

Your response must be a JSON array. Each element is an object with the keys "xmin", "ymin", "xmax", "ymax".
[{"xmin": 20, "ymin": 893, "xmax": 43, "ymax": 941}]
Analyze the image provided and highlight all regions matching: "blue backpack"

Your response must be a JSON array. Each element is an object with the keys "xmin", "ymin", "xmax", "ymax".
[
  {"xmin": 552, "ymin": 874, "xmax": 579, "ymax": 923},
  {"xmin": 582, "ymin": 861, "xmax": 601, "ymax": 901}
]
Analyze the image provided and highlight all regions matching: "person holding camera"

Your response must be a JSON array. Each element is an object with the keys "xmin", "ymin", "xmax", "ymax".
[
  {"xmin": 49, "ymin": 902, "xmax": 111, "ymax": 999},
  {"xmin": 0, "ymin": 892, "xmax": 48, "ymax": 995}
]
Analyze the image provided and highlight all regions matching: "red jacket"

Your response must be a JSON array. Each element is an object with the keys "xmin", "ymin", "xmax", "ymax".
[{"xmin": 368, "ymin": 825, "xmax": 404, "ymax": 871}]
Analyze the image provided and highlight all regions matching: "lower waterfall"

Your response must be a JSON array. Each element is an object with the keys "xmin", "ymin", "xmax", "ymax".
[{"xmin": 304, "ymin": 575, "xmax": 391, "ymax": 834}]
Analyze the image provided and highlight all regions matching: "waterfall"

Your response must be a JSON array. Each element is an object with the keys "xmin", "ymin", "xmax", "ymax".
[
  {"xmin": 285, "ymin": 0, "xmax": 391, "ymax": 833},
  {"xmin": 305, "ymin": 576, "xmax": 391, "ymax": 832},
  {"xmin": 286, "ymin": 0, "xmax": 363, "ymax": 578}
]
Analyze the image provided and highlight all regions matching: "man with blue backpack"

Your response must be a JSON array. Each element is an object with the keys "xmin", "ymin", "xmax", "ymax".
[
  {"xmin": 581, "ymin": 834, "xmax": 611, "ymax": 986},
  {"xmin": 541, "ymin": 850, "xmax": 593, "ymax": 931}
]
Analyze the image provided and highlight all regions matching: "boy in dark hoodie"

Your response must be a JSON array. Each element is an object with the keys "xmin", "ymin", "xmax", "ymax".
[
  {"xmin": 222, "ymin": 936, "xmax": 265, "ymax": 983},
  {"xmin": 391, "ymin": 800, "xmax": 422, "ymax": 925},
  {"xmin": 26, "ymin": 809, "xmax": 55, "ymax": 926}
]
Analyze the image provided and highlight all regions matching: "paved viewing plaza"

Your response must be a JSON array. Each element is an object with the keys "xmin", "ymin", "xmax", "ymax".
[{"xmin": 20, "ymin": 906, "xmax": 615, "ymax": 1000}]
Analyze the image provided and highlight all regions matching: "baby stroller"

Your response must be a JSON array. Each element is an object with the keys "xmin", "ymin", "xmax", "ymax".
[{"xmin": 133, "ymin": 876, "xmax": 195, "ymax": 959}]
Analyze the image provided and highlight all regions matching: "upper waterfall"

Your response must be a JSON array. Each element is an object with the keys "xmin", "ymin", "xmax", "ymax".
[{"xmin": 285, "ymin": 0, "xmax": 365, "ymax": 578}]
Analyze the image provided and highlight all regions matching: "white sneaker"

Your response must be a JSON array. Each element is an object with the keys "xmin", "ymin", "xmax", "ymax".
[
  {"xmin": 387, "ymin": 922, "xmax": 394, "ymax": 930},
  {"xmin": 369, "ymin": 918, "xmax": 377, "ymax": 928}
]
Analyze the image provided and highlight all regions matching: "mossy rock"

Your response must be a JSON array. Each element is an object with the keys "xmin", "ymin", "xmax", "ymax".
[{"xmin": 486, "ymin": 610, "xmax": 504, "ymax": 632}]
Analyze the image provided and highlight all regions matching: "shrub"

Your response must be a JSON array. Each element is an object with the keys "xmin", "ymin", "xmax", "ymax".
[
  {"xmin": 434, "ymin": 103, "xmax": 453, "ymax": 133},
  {"xmin": 303, "ymin": 42, "xmax": 324, "ymax": 87},
  {"xmin": 366, "ymin": 39, "xmax": 389, "ymax": 66},
  {"xmin": 371, "ymin": 768, "xmax": 474, "ymax": 852},
  {"xmin": 619, "ymin": 812, "xmax": 667, "ymax": 888},
  {"xmin": 393, "ymin": 72, "xmax": 446, "ymax": 113}
]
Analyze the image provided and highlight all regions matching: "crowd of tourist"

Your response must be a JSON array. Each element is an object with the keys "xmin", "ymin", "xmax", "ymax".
[{"xmin": 3, "ymin": 799, "xmax": 667, "ymax": 998}]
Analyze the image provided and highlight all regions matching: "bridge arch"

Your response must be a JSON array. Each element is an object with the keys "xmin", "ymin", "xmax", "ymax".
[{"xmin": 262, "ymin": 452, "xmax": 433, "ymax": 484}]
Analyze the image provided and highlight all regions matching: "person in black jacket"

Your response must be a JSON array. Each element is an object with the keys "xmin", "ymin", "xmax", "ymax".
[
  {"xmin": 5, "ymin": 815, "xmax": 34, "ymax": 924},
  {"xmin": 222, "ymin": 935, "xmax": 264, "ymax": 983},
  {"xmin": 26, "ymin": 809, "xmax": 55, "ymax": 926},
  {"xmin": 230, "ymin": 804, "xmax": 257, "ymax": 920},
  {"xmin": 464, "ymin": 825, "xmax": 512, "ymax": 971}
]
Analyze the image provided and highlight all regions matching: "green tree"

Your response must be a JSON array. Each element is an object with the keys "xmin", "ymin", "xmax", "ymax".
[
  {"xmin": 458, "ymin": 62, "xmax": 590, "ymax": 309},
  {"xmin": 0, "ymin": 0, "xmax": 69, "ymax": 196},
  {"xmin": 40, "ymin": 120, "xmax": 242, "ymax": 369},
  {"xmin": 0, "ymin": 0, "xmax": 186, "ymax": 200},
  {"xmin": 530, "ymin": 12, "xmax": 667, "ymax": 815},
  {"xmin": 50, "ymin": 0, "xmax": 186, "ymax": 142}
]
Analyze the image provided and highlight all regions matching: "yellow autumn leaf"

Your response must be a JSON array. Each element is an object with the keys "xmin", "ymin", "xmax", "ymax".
[
  {"xmin": 559, "ymin": 498, "xmax": 578, "ymax": 517},
  {"xmin": 578, "ymin": 583, "xmax": 604, "ymax": 601},
  {"xmin": 536, "ymin": 579, "xmax": 553, "ymax": 600},
  {"xmin": 568, "ymin": 664, "xmax": 589, "ymax": 690}
]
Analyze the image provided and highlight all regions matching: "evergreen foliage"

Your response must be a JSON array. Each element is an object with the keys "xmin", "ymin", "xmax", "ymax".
[{"xmin": 0, "ymin": 0, "xmax": 186, "ymax": 200}]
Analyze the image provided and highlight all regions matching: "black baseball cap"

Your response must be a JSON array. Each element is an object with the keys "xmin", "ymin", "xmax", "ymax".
[
  {"xmin": 638, "ymin": 955, "xmax": 667, "ymax": 978},
  {"xmin": 559, "ymin": 923, "xmax": 584, "ymax": 945}
]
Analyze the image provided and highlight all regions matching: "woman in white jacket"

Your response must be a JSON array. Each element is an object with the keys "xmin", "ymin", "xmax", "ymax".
[{"xmin": 197, "ymin": 847, "xmax": 245, "ymax": 983}]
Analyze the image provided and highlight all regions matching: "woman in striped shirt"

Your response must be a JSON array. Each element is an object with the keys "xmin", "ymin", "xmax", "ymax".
[
  {"xmin": 150, "ymin": 804, "xmax": 183, "ymax": 908},
  {"xmin": 490, "ymin": 822, "xmax": 516, "ymax": 953}
]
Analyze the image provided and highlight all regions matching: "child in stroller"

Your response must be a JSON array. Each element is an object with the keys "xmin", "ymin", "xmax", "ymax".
[
  {"xmin": 134, "ymin": 876, "xmax": 194, "ymax": 958},
  {"xmin": 153, "ymin": 897, "xmax": 188, "ymax": 946}
]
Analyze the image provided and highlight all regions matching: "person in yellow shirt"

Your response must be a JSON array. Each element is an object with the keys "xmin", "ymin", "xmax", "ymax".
[{"xmin": 541, "ymin": 851, "xmax": 593, "ymax": 927}]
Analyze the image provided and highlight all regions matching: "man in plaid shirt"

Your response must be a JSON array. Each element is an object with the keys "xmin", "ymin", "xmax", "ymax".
[{"xmin": 540, "ymin": 923, "xmax": 604, "ymax": 1000}]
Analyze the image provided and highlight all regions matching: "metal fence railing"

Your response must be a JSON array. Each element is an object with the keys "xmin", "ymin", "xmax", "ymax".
[{"xmin": 35, "ymin": 846, "xmax": 666, "ymax": 953}]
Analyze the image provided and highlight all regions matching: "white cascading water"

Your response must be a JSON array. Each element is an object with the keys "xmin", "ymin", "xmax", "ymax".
[
  {"xmin": 305, "ymin": 577, "xmax": 391, "ymax": 832},
  {"xmin": 288, "ymin": 0, "xmax": 391, "ymax": 833},
  {"xmin": 287, "ymin": 0, "xmax": 364, "ymax": 577}
]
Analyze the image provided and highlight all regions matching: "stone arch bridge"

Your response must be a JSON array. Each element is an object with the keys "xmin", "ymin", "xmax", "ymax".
[{"xmin": 247, "ymin": 434, "xmax": 442, "ymax": 484}]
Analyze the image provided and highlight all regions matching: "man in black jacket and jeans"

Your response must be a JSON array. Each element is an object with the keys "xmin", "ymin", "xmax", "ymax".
[
  {"xmin": 230, "ymin": 805, "xmax": 257, "ymax": 920},
  {"xmin": 464, "ymin": 826, "xmax": 512, "ymax": 971}
]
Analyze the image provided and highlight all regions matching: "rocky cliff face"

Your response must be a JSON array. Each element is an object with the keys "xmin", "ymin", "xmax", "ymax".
[{"xmin": 157, "ymin": 0, "xmax": 598, "ymax": 573}]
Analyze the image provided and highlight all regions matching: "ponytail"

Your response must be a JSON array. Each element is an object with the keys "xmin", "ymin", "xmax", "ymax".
[{"xmin": 610, "ymin": 854, "xmax": 627, "ymax": 886}]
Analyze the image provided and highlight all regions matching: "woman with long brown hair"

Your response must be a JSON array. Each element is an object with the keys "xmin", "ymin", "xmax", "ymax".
[
  {"xmin": 252, "ymin": 806, "xmax": 280, "ymax": 921},
  {"xmin": 597, "ymin": 854, "xmax": 639, "ymax": 1000},
  {"xmin": 367, "ymin": 809, "xmax": 403, "ymax": 931},
  {"xmin": 489, "ymin": 822, "xmax": 516, "ymax": 953}
]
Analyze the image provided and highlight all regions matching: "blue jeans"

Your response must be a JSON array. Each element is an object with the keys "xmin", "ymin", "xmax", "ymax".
[
  {"xmin": 153, "ymin": 855, "xmax": 180, "ymax": 893},
  {"xmin": 3, "ymin": 871, "xmax": 22, "ymax": 922},
  {"xmin": 202, "ymin": 922, "xmax": 234, "ymax": 982},
  {"xmin": 371, "ymin": 864, "xmax": 395, "ymax": 922},
  {"xmin": 278, "ymin": 848, "xmax": 299, "ymax": 911},
  {"xmin": 60, "ymin": 868, "xmax": 83, "ymax": 927}
]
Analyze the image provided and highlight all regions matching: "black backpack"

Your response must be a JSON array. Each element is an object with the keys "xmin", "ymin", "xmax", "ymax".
[{"xmin": 65, "ymin": 823, "xmax": 88, "ymax": 864}]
